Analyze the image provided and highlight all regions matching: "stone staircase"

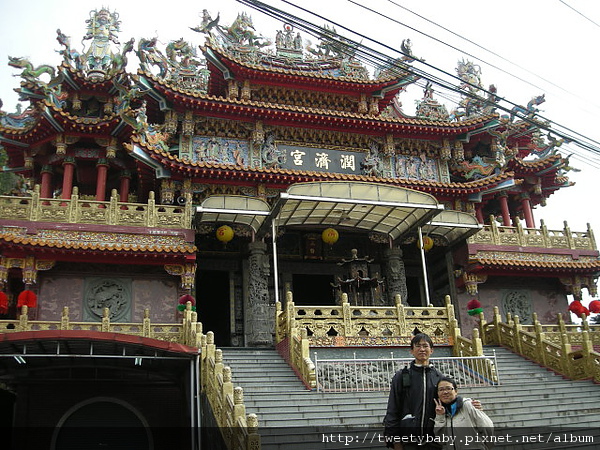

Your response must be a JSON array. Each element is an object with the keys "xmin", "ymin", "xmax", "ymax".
[{"xmin": 218, "ymin": 346, "xmax": 600, "ymax": 450}]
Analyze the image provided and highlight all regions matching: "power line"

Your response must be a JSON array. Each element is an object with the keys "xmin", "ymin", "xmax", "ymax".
[
  {"xmin": 237, "ymin": 0, "xmax": 600, "ymax": 159},
  {"xmin": 559, "ymin": 0, "xmax": 600, "ymax": 29}
]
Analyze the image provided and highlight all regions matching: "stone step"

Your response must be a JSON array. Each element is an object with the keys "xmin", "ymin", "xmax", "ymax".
[{"xmin": 214, "ymin": 345, "xmax": 600, "ymax": 448}]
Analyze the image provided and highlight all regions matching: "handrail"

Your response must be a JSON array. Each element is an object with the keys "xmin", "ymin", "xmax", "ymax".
[
  {"xmin": 479, "ymin": 307, "xmax": 600, "ymax": 383},
  {"xmin": 0, "ymin": 185, "xmax": 193, "ymax": 229},
  {"xmin": 275, "ymin": 292, "xmax": 485, "ymax": 388},
  {"xmin": 275, "ymin": 292, "xmax": 457, "ymax": 347},
  {"xmin": 468, "ymin": 216, "xmax": 597, "ymax": 251},
  {"xmin": 314, "ymin": 354, "xmax": 499, "ymax": 392}
]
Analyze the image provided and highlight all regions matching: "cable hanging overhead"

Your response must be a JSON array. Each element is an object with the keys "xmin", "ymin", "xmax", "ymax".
[{"xmin": 235, "ymin": 0, "xmax": 600, "ymax": 159}]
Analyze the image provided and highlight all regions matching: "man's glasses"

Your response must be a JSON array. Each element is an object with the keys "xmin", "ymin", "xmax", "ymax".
[
  {"xmin": 437, "ymin": 387, "xmax": 455, "ymax": 392},
  {"xmin": 413, "ymin": 344, "xmax": 431, "ymax": 349}
]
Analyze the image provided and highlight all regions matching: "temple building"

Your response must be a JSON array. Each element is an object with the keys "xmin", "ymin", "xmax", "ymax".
[{"xmin": 0, "ymin": 7, "xmax": 598, "ymax": 446}]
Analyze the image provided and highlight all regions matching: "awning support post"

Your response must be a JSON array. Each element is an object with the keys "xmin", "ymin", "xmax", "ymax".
[
  {"xmin": 418, "ymin": 226, "xmax": 431, "ymax": 306},
  {"xmin": 272, "ymin": 220, "xmax": 280, "ymax": 304}
]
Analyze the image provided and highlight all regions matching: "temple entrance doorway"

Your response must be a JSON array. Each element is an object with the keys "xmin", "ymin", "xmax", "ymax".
[
  {"xmin": 196, "ymin": 270, "xmax": 231, "ymax": 347},
  {"xmin": 292, "ymin": 274, "xmax": 336, "ymax": 306},
  {"xmin": 53, "ymin": 399, "xmax": 151, "ymax": 449}
]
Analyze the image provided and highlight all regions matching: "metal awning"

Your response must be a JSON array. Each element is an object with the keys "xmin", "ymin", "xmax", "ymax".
[
  {"xmin": 257, "ymin": 181, "xmax": 444, "ymax": 240},
  {"xmin": 195, "ymin": 195, "xmax": 271, "ymax": 234},
  {"xmin": 422, "ymin": 210, "xmax": 483, "ymax": 248}
]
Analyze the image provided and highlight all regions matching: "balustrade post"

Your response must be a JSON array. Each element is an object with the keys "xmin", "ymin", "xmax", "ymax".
[
  {"xmin": 200, "ymin": 334, "xmax": 208, "ymax": 390},
  {"xmin": 246, "ymin": 414, "xmax": 261, "ymax": 450},
  {"xmin": 222, "ymin": 366, "xmax": 234, "ymax": 398},
  {"xmin": 587, "ymin": 223, "xmax": 597, "ymax": 251},
  {"xmin": 515, "ymin": 219, "xmax": 525, "ymax": 246},
  {"xmin": 533, "ymin": 313, "xmax": 547, "ymax": 366},
  {"xmin": 342, "ymin": 293, "xmax": 351, "ymax": 336},
  {"xmin": 492, "ymin": 306, "xmax": 502, "ymax": 345},
  {"xmin": 581, "ymin": 314, "xmax": 590, "ymax": 333},
  {"xmin": 478, "ymin": 311, "xmax": 487, "ymax": 345},
  {"xmin": 68, "ymin": 187, "xmax": 79, "ymax": 223},
  {"xmin": 193, "ymin": 322, "xmax": 203, "ymax": 348},
  {"xmin": 471, "ymin": 328, "xmax": 483, "ymax": 356},
  {"xmin": 557, "ymin": 313, "xmax": 567, "ymax": 338},
  {"xmin": 563, "ymin": 221, "xmax": 574, "ymax": 249},
  {"xmin": 395, "ymin": 294, "xmax": 406, "ymax": 336},
  {"xmin": 233, "ymin": 387, "xmax": 246, "ymax": 424},
  {"xmin": 30, "ymin": 185, "xmax": 40, "ymax": 221},
  {"xmin": 581, "ymin": 330, "xmax": 594, "ymax": 379},
  {"xmin": 540, "ymin": 219, "xmax": 549, "ymax": 247},
  {"xmin": 190, "ymin": 310, "xmax": 199, "ymax": 347},
  {"xmin": 147, "ymin": 191, "xmax": 157, "ymax": 227},
  {"xmin": 108, "ymin": 189, "xmax": 118, "ymax": 225},
  {"xmin": 60, "ymin": 306, "xmax": 70, "ymax": 330},
  {"xmin": 142, "ymin": 309, "xmax": 151, "ymax": 337},
  {"xmin": 513, "ymin": 315, "xmax": 523, "ymax": 354},
  {"xmin": 560, "ymin": 332, "xmax": 573, "ymax": 377},
  {"xmin": 183, "ymin": 193, "xmax": 193, "ymax": 228},
  {"xmin": 285, "ymin": 292, "xmax": 295, "ymax": 341},
  {"xmin": 101, "ymin": 307, "xmax": 110, "ymax": 332},
  {"xmin": 489, "ymin": 216, "xmax": 500, "ymax": 245},
  {"xmin": 17, "ymin": 306, "xmax": 29, "ymax": 331}
]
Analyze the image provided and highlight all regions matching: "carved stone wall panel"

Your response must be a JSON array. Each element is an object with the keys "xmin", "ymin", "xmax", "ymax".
[
  {"xmin": 132, "ymin": 277, "xmax": 179, "ymax": 323},
  {"xmin": 83, "ymin": 277, "xmax": 132, "ymax": 322},
  {"xmin": 38, "ymin": 275, "xmax": 84, "ymax": 321},
  {"xmin": 455, "ymin": 276, "xmax": 568, "ymax": 336}
]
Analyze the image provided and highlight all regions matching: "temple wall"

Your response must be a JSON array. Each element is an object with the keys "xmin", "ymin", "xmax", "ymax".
[
  {"xmin": 37, "ymin": 273, "xmax": 180, "ymax": 323},
  {"xmin": 455, "ymin": 276, "xmax": 569, "ymax": 336}
]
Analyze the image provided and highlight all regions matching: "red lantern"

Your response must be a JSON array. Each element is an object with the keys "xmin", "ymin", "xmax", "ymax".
[
  {"xmin": 466, "ymin": 298, "xmax": 483, "ymax": 316},
  {"xmin": 588, "ymin": 300, "xmax": 600, "ymax": 314},
  {"xmin": 177, "ymin": 294, "xmax": 196, "ymax": 312},
  {"xmin": 568, "ymin": 300, "xmax": 589, "ymax": 317},
  {"xmin": 17, "ymin": 290, "xmax": 37, "ymax": 308},
  {"xmin": 0, "ymin": 292, "xmax": 8, "ymax": 314}
]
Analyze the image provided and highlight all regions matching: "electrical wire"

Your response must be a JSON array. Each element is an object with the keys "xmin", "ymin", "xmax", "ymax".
[
  {"xmin": 377, "ymin": 0, "xmax": 600, "ymax": 115},
  {"xmin": 559, "ymin": 0, "xmax": 600, "ymax": 29},
  {"xmin": 235, "ymin": 0, "xmax": 600, "ymax": 158}
]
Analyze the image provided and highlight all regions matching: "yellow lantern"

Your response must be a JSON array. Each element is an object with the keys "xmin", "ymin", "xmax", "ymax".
[
  {"xmin": 216, "ymin": 225, "xmax": 234, "ymax": 243},
  {"xmin": 322, "ymin": 227, "xmax": 339, "ymax": 245},
  {"xmin": 419, "ymin": 235, "xmax": 434, "ymax": 252}
]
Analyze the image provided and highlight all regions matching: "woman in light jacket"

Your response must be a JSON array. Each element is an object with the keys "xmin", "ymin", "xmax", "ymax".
[{"xmin": 433, "ymin": 377, "xmax": 494, "ymax": 450}]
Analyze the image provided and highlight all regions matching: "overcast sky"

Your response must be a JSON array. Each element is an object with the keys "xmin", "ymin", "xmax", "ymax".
[{"xmin": 1, "ymin": 0, "xmax": 599, "ymax": 237}]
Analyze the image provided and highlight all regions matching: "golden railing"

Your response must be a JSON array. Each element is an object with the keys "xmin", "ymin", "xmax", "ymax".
[
  {"xmin": 275, "ymin": 292, "xmax": 486, "ymax": 388},
  {"xmin": 479, "ymin": 307, "xmax": 600, "ymax": 383},
  {"xmin": 0, "ymin": 303, "xmax": 260, "ymax": 450},
  {"xmin": 0, "ymin": 185, "xmax": 193, "ymax": 229},
  {"xmin": 468, "ymin": 216, "xmax": 597, "ymax": 250}
]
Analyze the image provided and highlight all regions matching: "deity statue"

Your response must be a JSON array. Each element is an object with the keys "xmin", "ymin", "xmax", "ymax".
[{"xmin": 82, "ymin": 8, "xmax": 121, "ymax": 80}]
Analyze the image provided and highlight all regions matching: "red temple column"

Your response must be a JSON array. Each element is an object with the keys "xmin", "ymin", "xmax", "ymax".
[
  {"xmin": 497, "ymin": 193, "xmax": 511, "ymax": 226},
  {"xmin": 61, "ymin": 157, "xmax": 76, "ymax": 200},
  {"xmin": 521, "ymin": 193, "xmax": 535, "ymax": 228},
  {"xmin": 95, "ymin": 158, "xmax": 109, "ymax": 201},
  {"xmin": 475, "ymin": 204, "xmax": 484, "ymax": 224},
  {"xmin": 119, "ymin": 170, "xmax": 131, "ymax": 203},
  {"xmin": 40, "ymin": 165, "xmax": 53, "ymax": 199}
]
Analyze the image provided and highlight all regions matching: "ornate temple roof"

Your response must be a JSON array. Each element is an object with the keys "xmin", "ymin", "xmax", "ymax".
[{"xmin": 0, "ymin": 226, "xmax": 197, "ymax": 263}]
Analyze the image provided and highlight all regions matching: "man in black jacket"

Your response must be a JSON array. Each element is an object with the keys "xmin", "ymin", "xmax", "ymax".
[{"xmin": 383, "ymin": 333, "xmax": 443, "ymax": 450}]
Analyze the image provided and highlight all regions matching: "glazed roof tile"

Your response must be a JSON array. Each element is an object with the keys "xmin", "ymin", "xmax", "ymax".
[
  {"xmin": 142, "ymin": 69, "xmax": 496, "ymax": 130},
  {"xmin": 509, "ymin": 155, "xmax": 563, "ymax": 172},
  {"xmin": 204, "ymin": 42, "xmax": 402, "ymax": 86},
  {"xmin": 0, "ymin": 232, "xmax": 197, "ymax": 255},
  {"xmin": 473, "ymin": 257, "xmax": 600, "ymax": 271}
]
